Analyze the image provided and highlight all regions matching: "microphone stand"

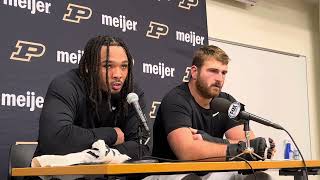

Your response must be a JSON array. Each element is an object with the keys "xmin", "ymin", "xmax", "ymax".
[
  {"xmin": 127, "ymin": 120, "xmax": 158, "ymax": 163},
  {"xmin": 137, "ymin": 124, "xmax": 150, "ymax": 160},
  {"xmin": 230, "ymin": 120, "xmax": 264, "ymax": 161}
]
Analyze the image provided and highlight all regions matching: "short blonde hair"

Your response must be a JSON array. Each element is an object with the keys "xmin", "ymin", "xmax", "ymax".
[{"xmin": 192, "ymin": 45, "xmax": 230, "ymax": 68}]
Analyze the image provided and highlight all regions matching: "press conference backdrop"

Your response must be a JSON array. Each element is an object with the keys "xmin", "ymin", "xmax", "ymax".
[
  {"xmin": 209, "ymin": 38, "xmax": 311, "ymax": 161},
  {"xmin": 0, "ymin": 1, "xmax": 208, "ymax": 178}
]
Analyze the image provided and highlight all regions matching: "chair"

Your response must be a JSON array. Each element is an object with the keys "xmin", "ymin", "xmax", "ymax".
[{"xmin": 8, "ymin": 142, "xmax": 38, "ymax": 180}]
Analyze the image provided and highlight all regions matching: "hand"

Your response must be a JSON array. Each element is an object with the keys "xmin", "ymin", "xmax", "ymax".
[
  {"xmin": 226, "ymin": 137, "xmax": 276, "ymax": 161},
  {"xmin": 189, "ymin": 128, "xmax": 203, "ymax": 141},
  {"xmin": 250, "ymin": 137, "xmax": 276, "ymax": 159},
  {"xmin": 189, "ymin": 128, "xmax": 230, "ymax": 144},
  {"xmin": 113, "ymin": 127, "xmax": 124, "ymax": 145}
]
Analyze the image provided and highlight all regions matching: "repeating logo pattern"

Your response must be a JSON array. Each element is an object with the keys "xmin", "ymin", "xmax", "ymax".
[{"xmin": 0, "ymin": 1, "xmax": 208, "ymax": 178}]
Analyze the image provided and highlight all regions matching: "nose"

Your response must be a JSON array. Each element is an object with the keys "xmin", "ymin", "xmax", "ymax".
[
  {"xmin": 111, "ymin": 67, "xmax": 122, "ymax": 79},
  {"xmin": 215, "ymin": 72, "xmax": 224, "ymax": 82}
]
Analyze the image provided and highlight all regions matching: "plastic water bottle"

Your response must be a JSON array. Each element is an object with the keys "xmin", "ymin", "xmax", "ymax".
[
  {"xmin": 284, "ymin": 140, "xmax": 293, "ymax": 159},
  {"xmin": 293, "ymin": 149, "xmax": 300, "ymax": 160}
]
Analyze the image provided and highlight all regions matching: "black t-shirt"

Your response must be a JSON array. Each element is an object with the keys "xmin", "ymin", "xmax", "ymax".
[
  {"xmin": 152, "ymin": 83, "xmax": 242, "ymax": 160},
  {"xmin": 34, "ymin": 69, "xmax": 150, "ymax": 159}
]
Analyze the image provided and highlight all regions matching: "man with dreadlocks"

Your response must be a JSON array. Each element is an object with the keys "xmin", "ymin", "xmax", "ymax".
[{"xmin": 33, "ymin": 35, "xmax": 149, "ymax": 161}]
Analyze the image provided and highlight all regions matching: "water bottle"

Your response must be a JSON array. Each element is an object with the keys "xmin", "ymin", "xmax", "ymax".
[
  {"xmin": 284, "ymin": 140, "xmax": 293, "ymax": 159},
  {"xmin": 293, "ymin": 149, "xmax": 300, "ymax": 160}
]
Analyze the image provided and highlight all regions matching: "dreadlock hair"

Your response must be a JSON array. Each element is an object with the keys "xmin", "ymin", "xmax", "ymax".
[
  {"xmin": 79, "ymin": 35, "xmax": 134, "ymax": 122},
  {"xmin": 192, "ymin": 45, "xmax": 230, "ymax": 69}
]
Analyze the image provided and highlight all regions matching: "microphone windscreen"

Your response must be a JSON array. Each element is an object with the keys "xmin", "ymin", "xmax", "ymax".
[
  {"xmin": 210, "ymin": 97, "xmax": 232, "ymax": 113},
  {"xmin": 126, "ymin": 93, "xmax": 139, "ymax": 104}
]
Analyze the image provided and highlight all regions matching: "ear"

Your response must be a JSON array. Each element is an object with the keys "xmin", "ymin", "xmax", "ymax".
[{"xmin": 190, "ymin": 65, "xmax": 198, "ymax": 80}]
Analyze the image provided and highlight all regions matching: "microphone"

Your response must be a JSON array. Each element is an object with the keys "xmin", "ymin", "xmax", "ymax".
[
  {"xmin": 211, "ymin": 97, "xmax": 284, "ymax": 130},
  {"xmin": 126, "ymin": 93, "xmax": 150, "ymax": 133}
]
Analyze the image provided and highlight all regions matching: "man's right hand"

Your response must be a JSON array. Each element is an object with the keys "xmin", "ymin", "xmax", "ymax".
[
  {"xmin": 113, "ymin": 127, "xmax": 124, "ymax": 145},
  {"xmin": 226, "ymin": 137, "xmax": 275, "ymax": 161}
]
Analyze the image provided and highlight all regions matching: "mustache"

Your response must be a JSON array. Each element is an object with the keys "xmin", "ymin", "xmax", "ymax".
[
  {"xmin": 110, "ymin": 79, "xmax": 123, "ymax": 83},
  {"xmin": 211, "ymin": 82, "xmax": 222, "ymax": 88}
]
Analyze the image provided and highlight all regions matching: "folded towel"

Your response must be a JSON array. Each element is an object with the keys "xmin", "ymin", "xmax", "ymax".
[{"xmin": 32, "ymin": 140, "xmax": 131, "ymax": 167}]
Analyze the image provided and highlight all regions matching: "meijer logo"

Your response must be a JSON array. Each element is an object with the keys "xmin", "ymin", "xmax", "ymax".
[
  {"xmin": 142, "ymin": 62, "xmax": 175, "ymax": 79},
  {"xmin": 102, "ymin": 14, "xmax": 138, "ymax": 32},
  {"xmin": 3, "ymin": 0, "xmax": 51, "ymax": 14},
  {"xmin": 176, "ymin": 30, "xmax": 204, "ymax": 46},
  {"xmin": 146, "ymin": 21, "xmax": 168, "ymax": 39},
  {"xmin": 57, "ymin": 50, "xmax": 84, "ymax": 64},
  {"xmin": 1, "ymin": 91, "xmax": 44, "ymax": 112},
  {"xmin": 10, "ymin": 40, "xmax": 45, "ymax": 62},
  {"xmin": 63, "ymin": 3, "xmax": 92, "ymax": 23},
  {"xmin": 178, "ymin": 0, "xmax": 198, "ymax": 10}
]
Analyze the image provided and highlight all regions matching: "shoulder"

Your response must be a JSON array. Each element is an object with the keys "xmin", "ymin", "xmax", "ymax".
[
  {"xmin": 217, "ymin": 92, "xmax": 237, "ymax": 102},
  {"xmin": 166, "ymin": 83, "xmax": 189, "ymax": 97},
  {"xmin": 50, "ymin": 69, "xmax": 82, "ymax": 88},
  {"xmin": 48, "ymin": 69, "xmax": 85, "ymax": 96},
  {"xmin": 161, "ymin": 83, "xmax": 191, "ymax": 108}
]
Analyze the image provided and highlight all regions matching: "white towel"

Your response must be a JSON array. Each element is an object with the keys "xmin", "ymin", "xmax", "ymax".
[{"xmin": 32, "ymin": 140, "xmax": 131, "ymax": 167}]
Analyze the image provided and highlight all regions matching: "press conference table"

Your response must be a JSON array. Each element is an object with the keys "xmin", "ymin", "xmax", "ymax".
[{"xmin": 12, "ymin": 160, "xmax": 320, "ymax": 178}]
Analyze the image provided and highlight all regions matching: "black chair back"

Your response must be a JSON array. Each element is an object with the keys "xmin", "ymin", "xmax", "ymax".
[{"xmin": 8, "ymin": 143, "xmax": 37, "ymax": 180}]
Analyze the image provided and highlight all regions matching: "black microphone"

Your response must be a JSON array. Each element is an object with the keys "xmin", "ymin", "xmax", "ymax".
[
  {"xmin": 126, "ymin": 93, "xmax": 150, "ymax": 134},
  {"xmin": 211, "ymin": 97, "xmax": 284, "ymax": 130}
]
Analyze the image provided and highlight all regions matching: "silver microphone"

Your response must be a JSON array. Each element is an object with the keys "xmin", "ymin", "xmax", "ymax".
[{"xmin": 126, "ymin": 93, "xmax": 150, "ymax": 133}]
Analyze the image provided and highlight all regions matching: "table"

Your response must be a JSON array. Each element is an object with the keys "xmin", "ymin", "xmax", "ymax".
[{"xmin": 12, "ymin": 160, "xmax": 320, "ymax": 179}]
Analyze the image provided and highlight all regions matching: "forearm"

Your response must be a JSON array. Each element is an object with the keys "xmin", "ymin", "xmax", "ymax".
[
  {"xmin": 225, "ymin": 125, "xmax": 255, "ymax": 141},
  {"xmin": 174, "ymin": 139, "xmax": 227, "ymax": 161},
  {"xmin": 168, "ymin": 128, "xmax": 228, "ymax": 161},
  {"xmin": 227, "ymin": 130, "xmax": 255, "ymax": 142},
  {"xmin": 39, "ymin": 123, "xmax": 117, "ymax": 155},
  {"xmin": 196, "ymin": 129, "xmax": 254, "ymax": 144}
]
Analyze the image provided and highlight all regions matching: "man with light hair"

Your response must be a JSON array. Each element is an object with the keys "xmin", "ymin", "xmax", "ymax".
[{"xmin": 151, "ymin": 45, "xmax": 275, "ymax": 180}]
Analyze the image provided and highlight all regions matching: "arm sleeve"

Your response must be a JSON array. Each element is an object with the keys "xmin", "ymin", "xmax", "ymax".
[
  {"xmin": 38, "ymin": 77, "xmax": 117, "ymax": 155},
  {"xmin": 197, "ymin": 130, "xmax": 230, "ymax": 144},
  {"xmin": 112, "ymin": 85, "xmax": 150, "ymax": 159}
]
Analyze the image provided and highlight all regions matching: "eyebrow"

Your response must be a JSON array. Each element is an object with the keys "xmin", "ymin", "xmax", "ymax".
[
  {"xmin": 207, "ymin": 68, "xmax": 228, "ymax": 73},
  {"xmin": 109, "ymin": 59, "xmax": 129, "ymax": 63},
  {"xmin": 102, "ymin": 60, "xmax": 129, "ymax": 64}
]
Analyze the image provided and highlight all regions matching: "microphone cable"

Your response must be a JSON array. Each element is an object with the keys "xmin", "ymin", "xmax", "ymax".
[
  {"xmin": 283, "ymin": 128, "xmax": 309, "ymax": 180},
  {"xmin": 142, "ymin": 155, "xmax": 256, "ymax": 180}
]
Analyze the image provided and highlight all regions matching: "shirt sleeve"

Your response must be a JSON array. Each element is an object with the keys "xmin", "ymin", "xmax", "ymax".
[
  {"xmin": 37, "ymin": 76, "xmax": 117, "ymax": 155},
  {"xmin": 160, "ymin": 91, "xmax": 193, "ymax": 135}
]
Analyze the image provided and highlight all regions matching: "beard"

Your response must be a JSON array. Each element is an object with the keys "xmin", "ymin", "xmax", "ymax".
[{"xmin": 195, "ymin": 75, "xmax": 221, "ymax": 99}]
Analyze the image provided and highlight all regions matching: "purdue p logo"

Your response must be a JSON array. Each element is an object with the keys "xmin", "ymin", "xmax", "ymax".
[
  {"xmin": 178, "ymin": 0, "xmax": 199, "ymax": 10},
  {"xmin": 182, "ymin": 67, "xmax": 191, "ymax": 82},
  {"xmin": 63, "ymin": 3, "xmax": 92, "ymax": 23},
  {"xmin": 10, "ymin": 41, "xmax": 46, "ymax": 62},
  {"xmin": 146, "ymin": 21, "xmax": 169, "ymax": 39},
  {"xmin": 149, "ymin": 101, "xmax": 161, "ymax": 119}
]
